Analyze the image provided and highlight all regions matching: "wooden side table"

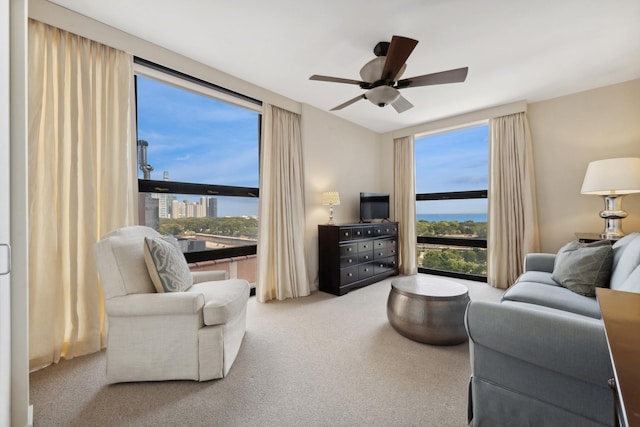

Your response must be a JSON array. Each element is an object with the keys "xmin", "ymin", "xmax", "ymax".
[{"xmin": 597, "ymin": 288, "xmax": 640, "ymax": 427}]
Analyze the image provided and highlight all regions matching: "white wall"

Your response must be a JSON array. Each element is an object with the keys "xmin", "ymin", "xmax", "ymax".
[
  {"xmin": 528, "ymin": 78, "xmax": 640, "ymax": 252},
  {"xmin": 301, "ymin": 104, "xmax": 383, "ymax": 290}
]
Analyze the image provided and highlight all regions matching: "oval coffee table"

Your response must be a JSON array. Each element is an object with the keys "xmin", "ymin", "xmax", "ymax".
[{"xmin": 387, "ymin": 275, "xmax": 470, "ymax": 345}]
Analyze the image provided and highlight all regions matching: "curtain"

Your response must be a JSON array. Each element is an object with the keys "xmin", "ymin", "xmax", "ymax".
[
  {"xmin": 256, "ymin": 105, "xmax": 309, "ymax": 302},
  {"xmin": 28, "ymin": 20, "xmax": 137, "ymax": 370},
  {"xmin": 488, "ymin": 112, "xmax": 539, "ymax": 289},
  {"xmin": 394, "ymin": 136, "xmax": 417, "ymax": 275}
]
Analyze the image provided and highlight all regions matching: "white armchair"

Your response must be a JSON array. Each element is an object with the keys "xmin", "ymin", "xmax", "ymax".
[{"xmin": 93, "ymin": 225, "xmax": 250, "ymax": 383}]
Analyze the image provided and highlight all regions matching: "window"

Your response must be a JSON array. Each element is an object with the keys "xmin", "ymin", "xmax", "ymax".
[
  {"xmin": 134, "ymin": 59, "xmax": 261, "ymax": 283},
  {"xmin": 415, "ymin": 124, "xmax": 489, "ymax": 281}
]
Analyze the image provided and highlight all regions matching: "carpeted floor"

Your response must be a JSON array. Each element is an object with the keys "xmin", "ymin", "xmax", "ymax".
[{"xmin": 29, "ymin": 275, "xmax": 503, "ymax": 427}]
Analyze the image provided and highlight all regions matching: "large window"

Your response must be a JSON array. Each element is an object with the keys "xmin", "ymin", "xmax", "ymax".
[
  {"xmin": 415, "ymin": 124, "xmax": 489, "ymax": 281},
  {"xmin": 134, "ymin": 60, "xmax": 261, "ymax": 270}
]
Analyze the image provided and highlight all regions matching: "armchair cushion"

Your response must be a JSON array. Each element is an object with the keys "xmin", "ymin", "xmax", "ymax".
[
  {"xmin": 187, "ymin": 279, "xmax": 250, "ymax": 326},
  {"xmin": 551, "ymin": 239, "xmax": 613, "ymax": 296},
  {"xmin": 144, "ymin": 236, "xmax": 193, "ymax": 293}
]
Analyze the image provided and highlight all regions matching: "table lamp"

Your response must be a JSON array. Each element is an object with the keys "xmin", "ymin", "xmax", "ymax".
[
  {"xmin": 581, "ymin": 157, "xmax": 640, "ymax": 238},
  {"xmin": 321, "ymin": 191, "xmax": 340, "ymax": 224}
]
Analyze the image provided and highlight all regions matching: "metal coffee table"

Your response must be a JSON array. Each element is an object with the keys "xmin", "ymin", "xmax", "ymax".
[{"xmin": 387, "ymin": 275, "xmax": 470, "ymax": 345}]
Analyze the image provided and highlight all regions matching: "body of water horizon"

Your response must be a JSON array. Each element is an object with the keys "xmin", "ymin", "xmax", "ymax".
[{"xmin": 417, "ymin": 213, "xmax": 487, "ymax": 223}]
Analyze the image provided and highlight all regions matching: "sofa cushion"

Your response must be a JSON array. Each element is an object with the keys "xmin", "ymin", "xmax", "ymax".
[
  {"xmin": 502, "ymin": 282, "xmax": 601, "ymax": 319},
  {"xmin": 144, "ymin": 236, "xmax": 193, "ymax": 293},
  {"xmin": 187, "ymin": 279, "xmax": 250, "ymax": 326},
  {"xmin": 618, "ymin": 264, "xmax": 640, "ymax": 293},
  {"xmin": 516, "ymin": 271, "xmax": 560, "ymax": 287},
  {"xmin": 551, "ymin": 239, "xmax": 613, "ymax": 297},
  {"xmin": 610, "ymin": 233, "xmax": 640, "ymax": 290}
]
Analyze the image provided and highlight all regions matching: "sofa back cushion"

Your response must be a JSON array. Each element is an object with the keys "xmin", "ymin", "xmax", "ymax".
[
  {"xmin": 94, "ymin": 226, "xmax": 160, "ymax": 299},
  {"xmin": 610, "ymin": 233, "xmax": 640, "ymax": 290}
]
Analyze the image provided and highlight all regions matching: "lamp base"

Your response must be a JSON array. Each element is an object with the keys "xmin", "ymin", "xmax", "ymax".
[
  {"xmin": 599, "ymin": 194, "xmax": 628, "ymax": 238},
  {"xmin": 327, "ymin": 205, "xmax": 335, "ymax": 225}
]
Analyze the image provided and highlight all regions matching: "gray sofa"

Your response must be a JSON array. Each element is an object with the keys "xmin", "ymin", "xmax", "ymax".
[{"xmin": 465, "ymin": 232, "xmax": 640, "ymax": 427}]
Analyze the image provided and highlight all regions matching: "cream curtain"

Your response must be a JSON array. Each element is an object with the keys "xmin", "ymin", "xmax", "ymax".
[
  {"xmin": 394, "ymin": 136, "xmax": 417, "ymax": 275},
  {"xmin": 28, "ymin": 20, "xmax": 137, "ymax": 370},
  {"xmin": 256, "ymin": 105, "xmax": 309, "ymax": 302},
  {"xmin": 488, "ymin": 112, "xmax": 540, "ymax": 289}
]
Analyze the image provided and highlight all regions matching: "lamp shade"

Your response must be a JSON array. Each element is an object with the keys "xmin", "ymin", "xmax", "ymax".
[
  {"xmin": 581, "ymin": 157, "xmax": 640, "ymax": 195},
  {"xmin": 321, "ymin": 191, "xmax": 340, "ymax": 206}
]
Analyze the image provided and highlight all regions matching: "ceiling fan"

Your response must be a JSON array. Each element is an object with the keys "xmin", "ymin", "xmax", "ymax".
[{"xmin": 309, "ymin": 35, "xmax": 468, "ymax": 113}]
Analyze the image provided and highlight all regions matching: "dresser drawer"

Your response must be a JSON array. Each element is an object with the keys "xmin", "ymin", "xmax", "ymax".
[
  {"xmin": 358, "ymin": 241, "xmax": 373, "ymax": 253},
  {"xmin": 339, "ymin": 255, "xmax": 357, "ymax": 268},
  {"xmin": 358, "ymin": 250, "xmax": 373, "ymax": 263},
  {"xmin": 374, "ymin": 257, "xmax": 397, "ymax": 274},
  {"xmin": 338, "ymin": 227, "xmax": 353, "ymax": 241},
  {"xmin": 374, "ymin": 246, "xmax": 388, "ymax": 259},
  {"xmin": 387, "ymin": 246, "xmax": 397, "ymax": 257},
  {"xmin": 374, "ymin": 224, "xmax": 398, "ymax": 236},
  {"xmin": 339, "ymin": 243, "xmax": 357, "ymax": 257},
  {"xmin": 374, "ymin": 239, "xmax": 387, "ymax": 249},
  {"xmin": 358, "ymin": 263, "xmax": 375, "ymax": 279},
  {"xmin": 352, "ymin": 226, "xmax": 374, "ymax": 239},
  {"xmin": 340, "ymin": 265, "xmax": 358, "ymax": 285}
]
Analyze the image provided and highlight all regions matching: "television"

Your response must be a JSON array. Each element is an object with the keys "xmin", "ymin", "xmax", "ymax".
[{"xmin": 360, "ymin": 192, "xmax": 390, "ymax": 222}]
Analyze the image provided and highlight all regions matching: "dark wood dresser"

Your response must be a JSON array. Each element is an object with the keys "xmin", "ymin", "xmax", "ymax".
[{"xmin": 318, "ymin": 222, "xmax": 399, "ymax": 295}]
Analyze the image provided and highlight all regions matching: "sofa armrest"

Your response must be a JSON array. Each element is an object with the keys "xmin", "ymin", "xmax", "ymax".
[
  {"xmin": 191, "ymin": 270, "xmax": 228, "ymax": 284},
  {"xmin": 523, "ymin": 253, "xmax": 556, "ymax": 273},
  {"xmin": 105, "ymin": 292, "xmax": 205, "ymax": 317},
  {"xmin": 465, "ymin": 301, "xmax": 613, "ymax": 386}
]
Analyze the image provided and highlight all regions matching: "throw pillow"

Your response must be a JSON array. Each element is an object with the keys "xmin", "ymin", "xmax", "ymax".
[
  {"xmin": 143, "ymin": 236, "xmax": 193, "ymax": 293},
  {"xmin": 552, "ymin": 239, "xmax": 613, "ymax": 297}
]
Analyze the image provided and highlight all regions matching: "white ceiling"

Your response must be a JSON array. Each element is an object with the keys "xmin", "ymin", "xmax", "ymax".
[{"xmin": 50, "ymin": 0, "xmax": 640, "ymax": 134}]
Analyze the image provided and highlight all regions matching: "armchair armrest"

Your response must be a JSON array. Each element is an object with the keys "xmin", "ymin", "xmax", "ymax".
[
  {"xmin": 105, "ymin": 292, "xmax": 205, "ymax": 317},
  {"xmin": 465, "ymin": 301, "xmax": 613, "ymax": 386},
  {"xmin": 191, "ymin": 270, "xmax": 228, "ymax": 284},
  {"xmin": 523, "ymin": 253, "xmax": 556, "ymax": 273}
]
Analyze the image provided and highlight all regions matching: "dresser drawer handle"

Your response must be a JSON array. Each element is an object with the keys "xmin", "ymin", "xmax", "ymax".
[
  {"xmin": 364, "ymin": 255, "xmax": 369, "ymax": 260},
  {"xmin": 348, "ymin": 259, "xmax": 353, "ymax": 263},
  {"xmin": 347, "ymin": 273, "xmax": 353, "ymax": 277}
]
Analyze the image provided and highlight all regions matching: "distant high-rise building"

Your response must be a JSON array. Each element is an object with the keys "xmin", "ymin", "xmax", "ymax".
[
  {"xmin": 172, "ymin": 199, "xmax": 185, "ymax": 218},
  {"xmin": 140, "ymin": 195, "xmax": 159, "ymax": 230},
  {"xmin": 151, "ymin": 171, "xmax": 171, "ymax": 218},
  {"xmin": 207, "ymin": 197, "xmax": 218, "ymax": 217}
]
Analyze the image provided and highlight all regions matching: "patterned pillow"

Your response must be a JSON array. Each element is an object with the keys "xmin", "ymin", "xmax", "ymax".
[
  {"xmin": 143, "ymin": 236, "xmax": 193, "ymax": 293},
  {"xmin": 552, "ymin": 239, "xmax": 613, "ymax": 297}
]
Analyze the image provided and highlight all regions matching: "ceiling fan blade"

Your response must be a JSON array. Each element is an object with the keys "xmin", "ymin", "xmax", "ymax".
[
  {"xmin": 330, "ymin": 94, "xmax": 366, "ymax": 111},
  {"xmin": 396, "ymin": 67, "xmax": 469, "ymax": 88},
  {"xmin": 310, "ymin": 74, "xmax": 365, "ymax": 86},
  {"xmin": 391, "ymin": 95, "xmax": 414, "ymax": 113},
  {"xmin": 381, "ymin": 35, "xmax": 418, "ymax": 82}
]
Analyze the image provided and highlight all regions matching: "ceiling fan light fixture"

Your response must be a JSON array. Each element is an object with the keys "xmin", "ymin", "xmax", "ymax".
[
  {"xmin": 360, "ymin": 57, "xmax": 406, "ymax": 83},
  {"xmin": 365, "ymin": 86, "xmax": 400, "ymax": 107}
]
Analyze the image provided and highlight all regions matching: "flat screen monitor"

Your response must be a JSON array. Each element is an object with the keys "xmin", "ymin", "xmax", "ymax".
[{"xmin": 360, "ymin": 192, "xmax": 390, "ymax": 222}]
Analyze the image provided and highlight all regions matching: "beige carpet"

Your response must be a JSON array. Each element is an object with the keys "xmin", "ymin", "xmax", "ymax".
[{"xmin": 29, "ymin": 275, "xmax": 503, "ymax": 427}]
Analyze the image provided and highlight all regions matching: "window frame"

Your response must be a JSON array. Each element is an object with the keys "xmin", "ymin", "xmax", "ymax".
[{"xmin": 134, "ymin": 57, "xmax": 262, "ymax": 263}]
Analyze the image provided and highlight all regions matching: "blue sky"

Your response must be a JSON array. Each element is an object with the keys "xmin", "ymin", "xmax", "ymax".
[
  {"xmin": 137, "ymin": 76, "xmax": 488, "ymax": 217},
  {"xmin": 136, "ymin": 76, "xmax": 259, "ymax": 216},
  {"xmin": 415, "ymin": 124, "xmax": 489, "ymax": 214}
]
